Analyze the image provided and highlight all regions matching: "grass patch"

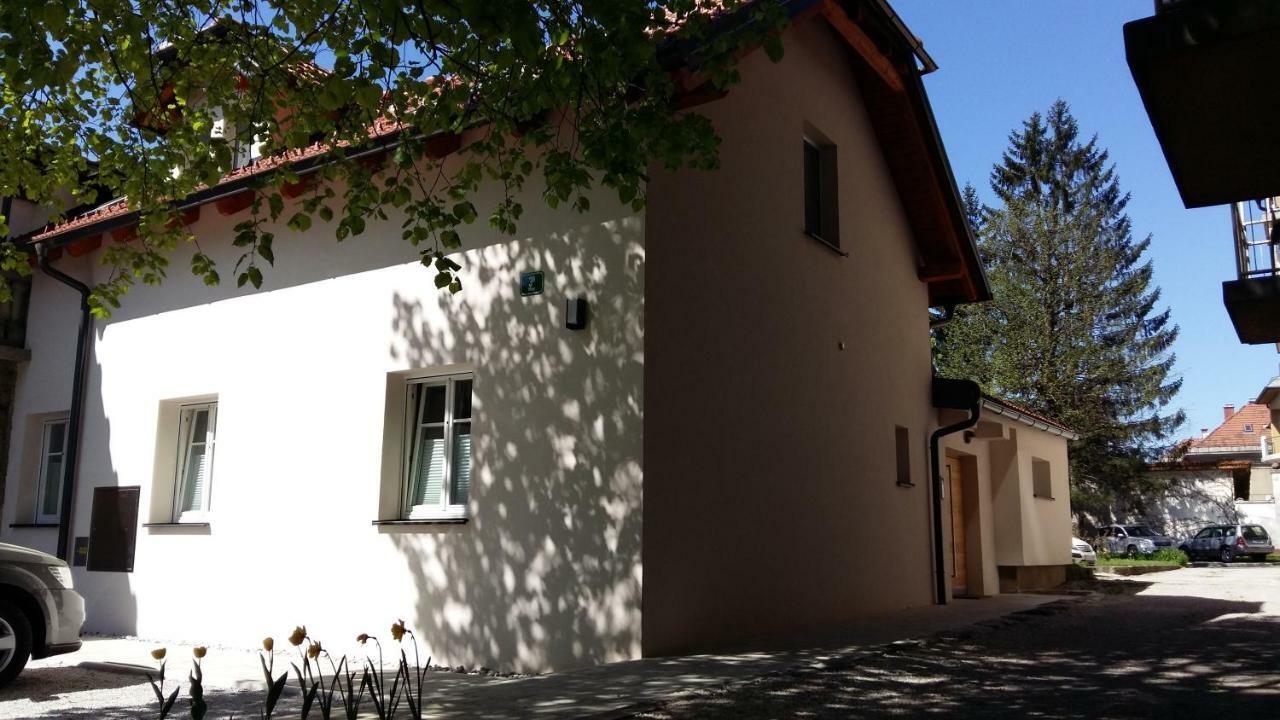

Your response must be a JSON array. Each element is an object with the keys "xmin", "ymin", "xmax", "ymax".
[{"xmin": 1097, "ymin": 558, "xmax": 1182, "ymax": 567}]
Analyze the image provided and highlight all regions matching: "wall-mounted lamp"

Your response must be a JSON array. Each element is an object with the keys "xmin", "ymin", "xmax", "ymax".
[{"xmin": 565, "ymin": 298, "xmax": 588, "ymax": 330}]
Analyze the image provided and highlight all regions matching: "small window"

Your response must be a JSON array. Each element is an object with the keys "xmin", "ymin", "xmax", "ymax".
[
  {"xmin": 403, "ymin": 375, "xmax": 473, "ymax": 519},
  {"xmin": 35, "ymin": 419, "xmax": 69, "ymax": 524},
  {"xmin": 1032, "ymin": 457, "xmax": 1053, "ymax": 499},
  {"xmin": 1233, "ymin": 468, "xmax": 1250, "ymax": 501},
  {"xmin": 1244, "ymin": 424, "xmax": 1255, "ymax": 433},
  {"xmin": 894, "ymin": 426, "xmax": 912, "ymax": 486},
  {"xmin": 802, "ymin": 138, "xmax": 839, "ymax": 248},
  {"xmin": 174, "ymin": 402, "xmax": 217, "ymax": 521}
]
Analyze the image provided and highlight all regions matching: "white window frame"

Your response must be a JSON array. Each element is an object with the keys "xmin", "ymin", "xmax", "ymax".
[
  {"xmin": 173, "ymin": 402, "xmax": 217, "ymax": 523},
  {"xmin": 34, "ymin": 418, "xmax": 69, "ymax": 524},
  {"xmin": 402, "ymin": 373, "xmax": 473, "ymax": 520}
]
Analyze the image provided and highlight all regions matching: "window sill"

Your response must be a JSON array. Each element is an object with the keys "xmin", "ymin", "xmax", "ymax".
[
  {"xmin": 9, "ymin": 522, "xmax": 59, "ymax": 529},
  {"xmin": 1033, "ymin": 495, "xmax": 1056, "ymax": 501},
  {"xmin": 372, "ymin": 518, "xmax": 469, "ymax": 526},
  {"xmin": 896, "ymin": 482, "xmax": 916, "ymax": 489},
  {"xmin": 142, "ymin": 522, "xmax": 211, "ymax": 527},
  {"xmin": 803, "ymin": 231, "xmax": 848, "ymax": 257}
]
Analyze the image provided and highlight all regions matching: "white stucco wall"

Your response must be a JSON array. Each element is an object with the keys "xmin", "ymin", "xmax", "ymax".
[{"xmin": 2, "ymin": 176, "xmax": 645, "ymax": 672}]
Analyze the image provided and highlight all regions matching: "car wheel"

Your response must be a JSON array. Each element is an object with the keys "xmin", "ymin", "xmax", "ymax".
[
  {"xmin": 1220, "ymin": 547, "xmax": 1234, "ymax": 563},
  {"xmin": 1126, "ymin": 544, "xmax": 1139, "ymax": 558},
  {"xmin": 0, "ymin": 598, "xmax": 32, "ymax": 688}
]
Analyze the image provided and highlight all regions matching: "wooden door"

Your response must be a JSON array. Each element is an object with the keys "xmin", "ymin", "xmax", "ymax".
[{"xmin": 946, "ymin": 457, "xmax": 968, "ymax": 595}]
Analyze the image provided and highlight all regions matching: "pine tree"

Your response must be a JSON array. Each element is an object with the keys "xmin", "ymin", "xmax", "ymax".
[{"xmin": 935, "ymin": 100, "xmax": 1185, "ymax": 520}]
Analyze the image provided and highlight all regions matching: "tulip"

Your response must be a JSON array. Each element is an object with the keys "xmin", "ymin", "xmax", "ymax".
[
  {"xmin": 307, "ymin": 642, "xmax": 322, "ymax": 659},
  {"xmin": 356, "ymin": 633, "xmax": 370, "ymax": 645},
  {"xmin": 150, "ymin": 647, "xmax": 166, "ymax": 661},
  {"xmin": 390, "ymin": 620, "xmax": 406, "ymax": 642},
  {"xmin": 288, "ymin": 626, "xmax": 307, "ymax": 647},
  {"xmin": 193, "ymin": 646, "xmax": 207, "ymax": 659},
  {"xmin": 262, "ymin": 637, "xmax": 274, "ymax": 652}
]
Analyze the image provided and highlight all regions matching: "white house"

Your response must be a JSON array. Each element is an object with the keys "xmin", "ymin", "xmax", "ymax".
[{"xmin": 0, "ymin": 0, "xmax": 1078, "ymax": 672}]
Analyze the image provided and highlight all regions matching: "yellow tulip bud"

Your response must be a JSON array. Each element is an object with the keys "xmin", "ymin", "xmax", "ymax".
[
  {"xmin": 150, "ymin": 648, "xmax": 167, "ymax": 661},
  {"xmin": 193, "ymin": 646, "xmax": 207, "ymax": 659},
  {"xmin": 262, "ymin": 637, "xmax": 274, "ymax": 652},
  {"xmin": 356, "ymin": 634, "xmax": 370, "ymax": 645},
  {"xmin": 390, "ymin": 620, "xmax": 406, "ymax": 642},
  {"xmin": 307, "ymin": 642, "xmax": 322, "ymax": 659},
  {"xmin": 288, "ymin": 626, "xmax": 307, "ymax": 647}
]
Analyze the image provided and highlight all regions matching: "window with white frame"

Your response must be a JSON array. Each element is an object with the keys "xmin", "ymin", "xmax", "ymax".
[
  {"xmin": 35, "ymin": 419, "xmax": 69, "ymax": 524},
  {"xmin": 173, "ymin": 402, "xmax": 217, "ymax": 521},
  {"xmin": 403, "ymin": 375, "xmax": 473, "ymax": 519}
]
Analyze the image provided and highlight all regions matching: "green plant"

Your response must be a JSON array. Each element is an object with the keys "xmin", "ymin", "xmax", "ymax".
[
  {"xmin": 1151, "ymin": 547, "xmax": 1189, "ymax": 565},
  {"xmin": 152, "ymin": 620, "xmax": 438, "ymax": 719}
]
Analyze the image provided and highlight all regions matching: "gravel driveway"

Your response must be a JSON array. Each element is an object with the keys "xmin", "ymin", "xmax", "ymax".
[{"xmin": 637, "ymin": 566, "xmax": 1280, "ymax": 719}]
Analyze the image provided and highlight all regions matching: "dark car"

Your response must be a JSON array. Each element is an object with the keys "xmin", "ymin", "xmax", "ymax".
[{"xmin": 1179, "ymin": 524, "xmax": 1274, "ymax": 563}]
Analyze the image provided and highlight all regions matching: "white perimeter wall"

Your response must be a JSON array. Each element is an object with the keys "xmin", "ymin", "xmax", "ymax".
[{"xmin": 2, "ymin": 177, "xmax": 644, "ymax": 672}]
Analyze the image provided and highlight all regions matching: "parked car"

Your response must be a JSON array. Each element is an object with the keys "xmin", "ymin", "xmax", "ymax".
[
  {"xmin": 1179, "ymin": 524, "xmax": 1274, "ymax": 563},
  {"xmin": 1097, "ymin": 524, "xmax": 1176, "ymax": 557},
  {"xmin": 1071, "ymin": 537, "xmax": 1097, "ymax": 566},
  {"xmin": 0, "ymin": 542, "xmax": 85, "ymax": 686}
]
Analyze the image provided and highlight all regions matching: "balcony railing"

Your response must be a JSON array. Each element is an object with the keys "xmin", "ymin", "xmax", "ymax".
[
  {"xmin": 1263, "ymin": 435, "xmax": 1280, "ymax": 464},
  {"xmin": 1232, "ymin": 199, "xmax": 1280, "ymax": 281}
]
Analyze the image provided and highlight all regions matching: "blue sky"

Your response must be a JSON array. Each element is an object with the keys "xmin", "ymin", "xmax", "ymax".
[{"xmin": 893, "ymin": 0, "xmax": 1279, "ymax": 438}]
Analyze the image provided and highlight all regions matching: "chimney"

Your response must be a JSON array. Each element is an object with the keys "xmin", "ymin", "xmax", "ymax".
[
  {"xmin": 1201, "ymin": 428, "xmax": 1209, "ymax": 438},
  {"xmin": 1224, "ymin": 404, "xmax": 1235, "ymax": 421}
]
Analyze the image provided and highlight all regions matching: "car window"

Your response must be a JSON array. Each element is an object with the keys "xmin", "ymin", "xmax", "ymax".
[
  {"xmin": 1125, "ymin": 526, "xmax": 1156, "ymax": 537},
  {"xmin": 1195, "ymin": 528, "xmax": 1213, "ymax": 539},
  {"xmin": 1224, "ymin": 526, "xmax": 1237, "ymax": 537},
  {"xmin": 1244, "ymin": 525, "xmax": 1269, "ymax": 542},
  {"xmin": 1209, "ymin": 528, "xmax": 1223, "ymax": 539}
]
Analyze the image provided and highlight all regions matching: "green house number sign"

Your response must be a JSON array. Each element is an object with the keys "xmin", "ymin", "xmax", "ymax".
[{"xmin": 520, "ymin": 271, "xmax": 545, "ymax": 296}]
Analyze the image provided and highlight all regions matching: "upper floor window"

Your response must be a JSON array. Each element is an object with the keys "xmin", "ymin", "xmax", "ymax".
[
  {"xmin": 174, "ymin": 402, "xmax": 217, "ymax": 521},
  {"xmin": 403, "ymin": 375, "xmax": 473, "ymax": 520},
  {"xmin": 35, "ymin": 419, "xmax": 69, "ymax": 524},
  {"xmin": 803, "ymin": 136, "xmax": 839, "ymax": 249}
]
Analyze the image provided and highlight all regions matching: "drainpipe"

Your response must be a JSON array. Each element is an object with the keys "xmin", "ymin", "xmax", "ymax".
[
  {"xmin": 929, "ymin": 377, "xmax": 981, "ymax": 605},
  {"xmin": 36, "ymin": 245, "xmax": 92, "ymax": 562}
]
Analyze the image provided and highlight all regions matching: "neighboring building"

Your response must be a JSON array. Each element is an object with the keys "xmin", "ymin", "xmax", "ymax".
[
  {"xmin": 1147, "ymin": 403, "xmax": 1276, "ymax": 540},
  {"xmin": 1, "ymin": 1, "xmax": 1076, "ymax": 671},
  {"xmin": 1126, "ymin": 1, "xmax": 1280, "ymax": 344},
  {"xmin": 938, "ymin": 395, "xmax": 1079, "ymax": 596}
]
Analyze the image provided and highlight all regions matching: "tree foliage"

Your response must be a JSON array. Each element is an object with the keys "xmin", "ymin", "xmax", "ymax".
[
  {"xmin": 0, "ymin": 0, "xmax": 786, "ymax": 314},
  {"xmin": 935, "ymin": 100, "xmax": 1185, "ymax": 520}
]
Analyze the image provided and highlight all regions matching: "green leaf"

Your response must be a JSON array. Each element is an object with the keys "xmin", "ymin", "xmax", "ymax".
[{"xmin": 287, "ymin": 213, "xmax": 312, "ymax": 232}]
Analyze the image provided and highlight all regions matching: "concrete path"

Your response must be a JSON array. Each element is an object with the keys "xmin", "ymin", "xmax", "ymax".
[
  {"xmin": 640, "ymin": 566, "xmax": 1280, "ymax": 718},
  {"xmin": 0, "ymin": 593, "xmax": 1063, "ymax": 719}
]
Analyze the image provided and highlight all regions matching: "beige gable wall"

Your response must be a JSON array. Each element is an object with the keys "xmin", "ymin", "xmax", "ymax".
[{"xmin": 642, "ymin": 15, "xmax": 936, "ymax": 656}]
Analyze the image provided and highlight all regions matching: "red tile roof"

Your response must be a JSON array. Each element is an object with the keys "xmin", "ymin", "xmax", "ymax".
[
  {"xmin": 1187, "ymin": 403, "xmax": 1271, "ymax": 451},
  {"xmin": 981, "ymin": 393, "xmax": 1078, "ymax": 438}
]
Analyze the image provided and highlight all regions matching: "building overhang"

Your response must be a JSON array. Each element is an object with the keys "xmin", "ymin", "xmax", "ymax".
[
  {"xmin": 1125, "ymin": 0, "xmax": 1280, "ymax": 208},
  {"xmin": 1223, "ymin": 276, "xmax": 1280, "ymax": 344}
]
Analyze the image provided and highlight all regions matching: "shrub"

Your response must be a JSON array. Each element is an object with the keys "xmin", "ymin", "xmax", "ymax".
[{"xmin": 1151, "ymin": 547, "xmax": 1189, "ymax": 565}]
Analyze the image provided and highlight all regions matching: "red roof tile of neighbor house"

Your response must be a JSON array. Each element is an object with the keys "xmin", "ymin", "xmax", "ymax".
[{"xmin": 1187, "ymin": 402, "xmax": 1271, "ymax": 451}]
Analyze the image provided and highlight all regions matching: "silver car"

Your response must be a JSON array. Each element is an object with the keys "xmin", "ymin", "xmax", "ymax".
[
  {"xmin": 1097, "ymin": 524, "xmax": 1176, "ymax": 557},
  {"xmin": 0, "ymin": 542, "xmax": 85, "ymax": 686},
  {"xmin": 1179, "ymin": 524, "xmax": 1274, "ymax": 563},
  {"xmin": 1072, "ymin": 537, "xmax": 1098, "ymax": 566}
]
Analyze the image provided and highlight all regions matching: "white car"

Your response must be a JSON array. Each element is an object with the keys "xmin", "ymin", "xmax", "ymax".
[{"xmin": 1071, "ymin": 537, "xmax": 1097, "ymax": 566}]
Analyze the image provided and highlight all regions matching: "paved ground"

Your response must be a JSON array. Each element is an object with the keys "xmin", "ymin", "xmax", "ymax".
[
  {"xmin": 637, "ymin": 565, "xmax": 1280, "ymax": 719},
  {"xmin": 3, "ymin": 566, "xmax": 1277, "ymax": 718},
  {"xmin": 0, "ymin": 594, "xmax": 1059, "ymax": 719}
]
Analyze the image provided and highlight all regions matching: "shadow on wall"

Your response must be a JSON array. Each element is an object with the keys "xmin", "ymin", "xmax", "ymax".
[
  {"xmin": 71, "ymin": 348, "xmax": 140, "ymax": 637},
  {"xmin": 382, "ymin": 218, "xmax": 645, "ymax": 673},
  {"xmin": 1146, "ymin": 473, "xmax": 1240, "ymax": 540}
]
